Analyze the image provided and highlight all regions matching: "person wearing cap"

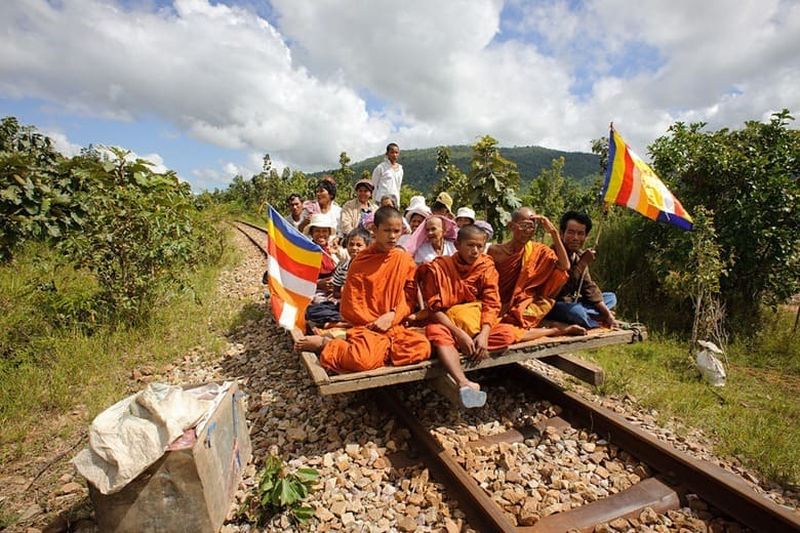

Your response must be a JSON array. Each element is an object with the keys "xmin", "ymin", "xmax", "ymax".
[
  {"xmin": 455, "ymin": 207, "xmax": 476, "ymax": 228},
  {"xmin": 431, "ymin": 192, "xmax": 454, "ymax": 218},
  {"xmin": 371, "ymin": 143, "xmax": 403, "ymax": 208},
  {"xmin": 339, "ymin": 179, "xmax": 378, "ymax": 235}
]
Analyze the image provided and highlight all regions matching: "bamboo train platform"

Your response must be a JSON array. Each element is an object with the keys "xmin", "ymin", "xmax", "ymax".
[{"xmin": 294, "ymin": 325, "xmax": 647, "ymax": 395}]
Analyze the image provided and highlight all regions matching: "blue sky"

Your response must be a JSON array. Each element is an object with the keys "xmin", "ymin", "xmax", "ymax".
[{"xmin": 2, "ymin": 0, "xmax": 798, "ymax": 190}]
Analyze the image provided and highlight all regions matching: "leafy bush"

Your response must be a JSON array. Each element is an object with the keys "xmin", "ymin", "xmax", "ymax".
[
  {"xmin": 62, "ymin": 147, "xmax": 220, "ymax": 324},
  {"xmin": 0, "ymin": 117, "xmax": 86, "ymax": 260},
  {"xmin": 239, "ymin": 455, "xmax": 319, "ymax": 527}
]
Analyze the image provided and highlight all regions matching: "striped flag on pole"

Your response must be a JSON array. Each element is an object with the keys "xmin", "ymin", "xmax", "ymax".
[
  {"xmin": 265, "ymin": 205, "xmax": 322, "ymax": 331},
  {"xmin": 602, "ymin": 126, "xmax": 693, "ymax": 230}
]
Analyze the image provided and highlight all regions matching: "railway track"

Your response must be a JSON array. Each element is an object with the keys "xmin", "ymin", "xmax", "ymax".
[{"xmin": 233, "ymin": 219, "xmax": 800, "ymax": 532}]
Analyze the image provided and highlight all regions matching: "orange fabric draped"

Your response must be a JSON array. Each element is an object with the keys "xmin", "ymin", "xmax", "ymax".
[
  {"xmin": 418, "ymin": 254, "xmax": 519, "ymax": 350},
  {"xmin": 319, "ymin": 245, "xmax": 431, "ymax": 373},
  {"xmin": 494, "ymin": 242, "xmax": 568, "ymax": 329}
]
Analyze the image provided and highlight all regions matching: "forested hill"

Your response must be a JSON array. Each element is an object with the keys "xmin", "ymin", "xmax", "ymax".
[{"xmin": 310, "ymin": 145, "xmax": 601, "ymax": 193}]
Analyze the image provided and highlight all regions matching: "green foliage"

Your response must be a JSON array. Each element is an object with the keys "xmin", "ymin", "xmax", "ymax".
[
  {"xmin": 662, "ymin": 206, "xmax": 729, "ymax": 346},
  {"xmin": 649, "ymin": 110, "xmax": 800, "ymax": 325},
  {"xmin": 0, "ymin": 116, "xmax": 86, "ymax": 260},
  {"xmin": 331, "ymin": 151, "xmax": 355, "ymax": 202},
  {"xmin": 468, "ymin": 135, "xmax": 522, "ymax": 241},
  {"xmin": 239, "ymin": 455, "xmax": 319, "ymax": 527},
  {"xmin": 61, "ymin": 147, "xmax": 219, "ymax": 324},
  {"xmin": 309, "ymin": 144, "xmax": 600, "ymax": 195},
  {"xmin": 399, "ymin": 184, "xmax": 424, "ymax": 209},
  {"xmin": 432, "ymin": 146, "xmax": 469, "ymax": 208},
  {"xmin": 525, "ymin": 156, "xmax": 567, "ymax": 221}
]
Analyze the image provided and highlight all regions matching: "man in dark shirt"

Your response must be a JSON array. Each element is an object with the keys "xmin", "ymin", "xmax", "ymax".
[{"xmin": 546, "ymin": 211, "xmax": 617, "ymax": 328}]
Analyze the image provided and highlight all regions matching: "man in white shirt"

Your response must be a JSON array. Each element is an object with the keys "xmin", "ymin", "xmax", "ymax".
[{"xmin": 371, "ymin": 143, "xmax": 403, "ymax": 208}]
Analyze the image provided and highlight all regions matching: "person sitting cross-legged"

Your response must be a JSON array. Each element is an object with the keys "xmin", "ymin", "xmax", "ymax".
[
  {"xmin": 488, "ymin": 207, "xmax": 587, "ymax": 338},
  {"xmin": 545, "ymin": 211, "xmax": 617, "ymax": 329},
  {"xmin": 418, "ymin": 225, "xmax": 521, "ymax": 408},
  {"xmin": 294, "ymin": 206, "xmax": 431, "ymax": 373}
]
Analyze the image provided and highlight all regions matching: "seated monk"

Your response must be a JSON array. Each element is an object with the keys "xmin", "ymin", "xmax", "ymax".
[
  {"xmin": 488, "ymin": 207, "xmax": 586, "ymax": 338},
  {"xmin": 418, "ymin": 225, "xmax": 519, "ymax": 407},
  {"xmin": 295, "ymin": 206, "xmax": 431, "ymax": 372}
]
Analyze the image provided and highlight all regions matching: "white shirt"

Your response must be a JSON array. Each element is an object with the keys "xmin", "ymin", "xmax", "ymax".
[
  {"xmin": 413, "ymin": 239, "xmax": 456, "ymax": 265},
  {"xmin": 313, "ymin": 202, "xmax": 342, "ymax": 231},
  {"xmin": 371, "ymin": 158, "xmax": 403, "ymax": 207}
]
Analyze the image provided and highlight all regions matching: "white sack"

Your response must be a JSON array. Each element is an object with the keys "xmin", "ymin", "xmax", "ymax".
[
  {"xmin": 73, "ymin": 382, "xmax": 222, "ymax": 494},
  {"xmin": 695, "ymin": 340, "xmax": 726, "ymax": 387}
]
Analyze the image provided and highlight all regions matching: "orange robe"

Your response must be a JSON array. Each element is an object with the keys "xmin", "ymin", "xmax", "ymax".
[
  {"xmin": 493, "ymin": 241, "xmax": 569, "ymax": 329},
  {"xmin": 319, "ymin": 245, "xmax": 431, "ymax": 373},
  {"xmin": 418, "ymin": 254, "xmax": 518, "ymax": 350}
]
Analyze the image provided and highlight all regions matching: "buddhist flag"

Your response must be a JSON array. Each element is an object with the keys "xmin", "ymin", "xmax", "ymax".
[
  {"xmin": 602, "ymin": 126, "xmax": 693, "ymax": 230},
  {"xmin": 265, "ymin": 205, "xmax": 322, "ymax": 331}
]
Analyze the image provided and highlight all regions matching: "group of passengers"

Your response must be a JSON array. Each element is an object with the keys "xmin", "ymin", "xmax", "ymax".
[{"xmin": 285, "ymin": 143, "xmax": 617, "ymax": 408}]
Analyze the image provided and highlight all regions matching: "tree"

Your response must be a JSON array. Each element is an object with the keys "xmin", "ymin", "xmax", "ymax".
[
  {"xmin": 432, "ymin": 146, "xmax": 469, "ymax": 209},
  {"xmin": 331, "ymin": 151, "xmax": 355, "ymax": 202},
  {"xmin": 526, "ymin": 156, "xmax": 566, "ymax": 222},
  {"xmin": 648, "ymin": 110, "xmax": 800, "ymax": 324},
  {"xmin": 1, "ymin": 117, "xmax": 87, "ymax": 260},
  {"xmin": 467, "ymin": 135, "xmax": 521, "ymax": 241}
]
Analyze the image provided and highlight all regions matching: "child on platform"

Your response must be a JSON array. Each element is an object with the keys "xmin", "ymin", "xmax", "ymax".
[
  {"xmin": 305, "ymin": 227, "xmax": 371, "ymax": 328},
  {"xmin": 295, "ymin": 206, "xmax": 431, "ymax": 372},
  {"xmin": 417, "ymin": 224, "xmax": 520, "ymax": 408}
]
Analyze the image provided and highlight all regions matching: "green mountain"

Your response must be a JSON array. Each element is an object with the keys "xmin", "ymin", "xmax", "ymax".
[{"xmin": 311, "ymin": 145, "xmax": 601, "ymax": 193}]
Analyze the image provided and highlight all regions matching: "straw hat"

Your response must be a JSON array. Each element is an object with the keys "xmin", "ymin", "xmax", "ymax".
[
  {"xmin": 434, "ymin": 192, "xmax": 453, "ymax": 213},
  {"xmin": 303, "ymin": 213, "xmax": 337, "ymax": 235},
  {"xmin": 404, "ymin": 195, "xmax": 431, "ymax": 222},
  {"xmin": 455, "ymin": 207, "xmax": 476, "ymax": 222}
]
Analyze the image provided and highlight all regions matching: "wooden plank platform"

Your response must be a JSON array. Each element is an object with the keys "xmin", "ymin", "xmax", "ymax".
[{"xmin": 295, "ymin": 326, "xmax": 647, "ymax": 395}]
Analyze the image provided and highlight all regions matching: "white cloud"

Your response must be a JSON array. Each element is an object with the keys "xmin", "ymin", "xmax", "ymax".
[
  {"xmin": 42, "ymin": 129, "xmax": 82, "ymax": 157},
  {"xmin": 2, "ymin": 0, "xmax": 799, "ymax": 185},
  {"xmin": 0, "ymin": 0, "xmax": 393, "ymax": 169}
]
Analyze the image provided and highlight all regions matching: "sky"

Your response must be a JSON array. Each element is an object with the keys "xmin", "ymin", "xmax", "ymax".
[{"xmin": 1, "ymin": 0, "xmax": 798, "ymax": 191}]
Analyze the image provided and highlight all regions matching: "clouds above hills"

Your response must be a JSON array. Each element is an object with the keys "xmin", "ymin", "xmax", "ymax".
[{"xmin": 1, "ymin": 0, "xmax": 798, "ymax": 188}]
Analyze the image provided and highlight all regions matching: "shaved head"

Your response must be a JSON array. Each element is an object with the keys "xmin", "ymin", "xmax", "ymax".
[
  {"xmin": 374, "ymin": 205, "xmax": 403, "ymax": 227},
  {"xmin": 511, "ymin": 207, "xmax": 535, "ymax": 222},
  {"xmin": 456, "ymin": 224, "xmax": 487, "ymax": 243}
]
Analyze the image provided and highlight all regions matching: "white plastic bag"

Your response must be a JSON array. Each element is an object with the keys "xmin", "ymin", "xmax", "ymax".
[
  {"xmin": 73, "ymin": 382, "xmax": 225, "ymax": 494},
  {"xmin": 695, "ymin": 340, "xmax": 726, "ymax": 387}
]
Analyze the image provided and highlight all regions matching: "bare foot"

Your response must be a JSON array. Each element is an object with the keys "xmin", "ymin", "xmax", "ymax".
[
  {"xmin": 294, "ymin": 335, "xmax": 327, "ymax": 353},
  {"xmin": 561, "ymin": 325, "xmax": 587, "ymax": 336}
]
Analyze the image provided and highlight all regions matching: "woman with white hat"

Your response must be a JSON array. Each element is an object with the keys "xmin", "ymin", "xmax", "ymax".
[
  {"xmin": 455, "ymin": 207, "xmax": 476, "ymax": 228},
  {"xmin": 304, "ymin": 213, "xmax": 339, "ymax": 287},
  {"xmin": 399, "ymin": 196, "xmax": 431, "ymax": 249}
]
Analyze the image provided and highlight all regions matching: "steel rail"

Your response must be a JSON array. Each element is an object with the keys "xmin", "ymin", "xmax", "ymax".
[{"xmin": 506, "ymin": 364, "xmax": 800, "ymax": 533}]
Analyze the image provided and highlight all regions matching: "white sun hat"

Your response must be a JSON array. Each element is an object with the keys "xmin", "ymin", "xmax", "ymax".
[
  {"xmin": 404, "ymin": 195, "xmax": 431, "ymax": 222},
  {"xmin": 455, "ymin": 207, "xmax": 476, "ymax": 222},
  {"xmin": 303, "ymin": 213, "xmax": 337, "ymax": 235}
]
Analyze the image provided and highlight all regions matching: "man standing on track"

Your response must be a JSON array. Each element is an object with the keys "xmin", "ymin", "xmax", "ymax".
[{"xmin": 371, "ymin": 143, "xmax": 403, "ymax": 209}]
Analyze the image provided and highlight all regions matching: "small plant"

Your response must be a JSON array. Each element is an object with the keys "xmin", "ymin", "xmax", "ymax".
[{"xmin": 239, "ymin": 455, "xmax": 319, "ymax": 527}]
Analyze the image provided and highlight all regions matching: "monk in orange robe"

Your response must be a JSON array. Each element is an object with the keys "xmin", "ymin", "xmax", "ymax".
[
  {"xmin": 489, "ymin": 207, "xmax": 586, "ymax": 338},
  {"xmin": 295, "ymin": 206, "xmax": 431, "ymax": 372},
  {"xmin": 418, "ymin": 225, "xmax": 521, "ymax": 407}
]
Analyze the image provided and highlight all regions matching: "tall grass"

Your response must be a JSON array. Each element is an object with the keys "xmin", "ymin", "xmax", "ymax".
[{"xmin": 0, "ymin": 233, "xmax": 240, "ymax": 452}]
